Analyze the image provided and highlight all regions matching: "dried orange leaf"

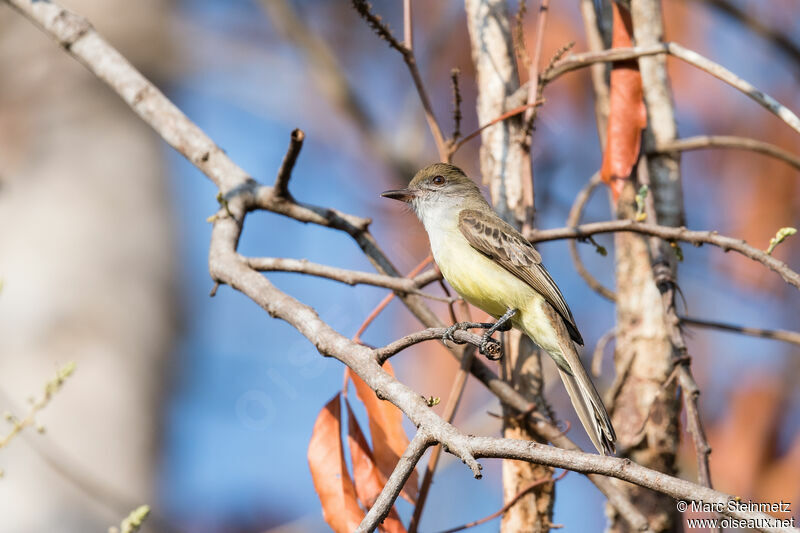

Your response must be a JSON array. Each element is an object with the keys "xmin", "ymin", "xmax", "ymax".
[
  {"xmin": 600, "ymin": 2, "xmax": 647, "ymax": 202},
  {"xmin": 346, "ymin": 400, "xmax": 407, "ymax": 533},
  {"xmin": 308, "ymin": 393, "xmax": 365, "ymax": 533},
  {"xmin": 349, "ymin": 363, "xmax": 420, "ymax": 503}
]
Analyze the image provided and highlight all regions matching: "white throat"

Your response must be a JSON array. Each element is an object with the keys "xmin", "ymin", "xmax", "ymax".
[{"xmin": 415, "ymin": 196, "xmax": 462, "ymax": 234}]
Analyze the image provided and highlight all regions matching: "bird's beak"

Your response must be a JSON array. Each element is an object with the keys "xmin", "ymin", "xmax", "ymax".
[{"xmin": 380, "ymin": 188, "xmax": 418, "ymax": 203}]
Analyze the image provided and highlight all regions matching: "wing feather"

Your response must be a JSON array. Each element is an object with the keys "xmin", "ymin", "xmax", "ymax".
[{"xmin": 458, "ymin": 209, "xmax": 583, "ymax": 345}]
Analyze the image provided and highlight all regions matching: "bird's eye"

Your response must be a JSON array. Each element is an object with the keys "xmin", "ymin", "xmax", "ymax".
[{"xmin": 432, "ymin": 175, "xmax": 445, "ymax": 186}]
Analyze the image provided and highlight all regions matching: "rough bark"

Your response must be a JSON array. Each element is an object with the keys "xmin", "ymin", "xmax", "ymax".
[{"xmin": 464, "ymin": 1, "xmax": 554, "ymax": 531}]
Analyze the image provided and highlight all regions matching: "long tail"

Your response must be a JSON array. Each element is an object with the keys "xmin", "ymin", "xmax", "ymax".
[{"xmin": 556, "ymin": 356, "xmax": 616, "ymax": 455}]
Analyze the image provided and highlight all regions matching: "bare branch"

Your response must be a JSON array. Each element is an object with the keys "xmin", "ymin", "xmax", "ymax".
[
  {"xmin": 527, "ymin": 220, "xmax": 800, "ymax": 291},
  {"xmin": 244, "ymin": 256, "xmax": 442, "ymax": 298},
  {"xmin": 655, "ymin": 135, "xmax": 800, "ymax": 172},
  {"xmin": 542, "ymin": 44, "xmax": 667, "ymax": 83},
  {"xmin": 465, "ymin": 437, "xmax": 794, "ymax": 533},
  {"xmin": 666, "ymin": 42, "xmax": 800, "ymax": 135},
  {"xmin": 635, "ymin": 149, "xmax": 711, "ymax": 499},
  {"xmin": 356, "ymin": 430, "xmax": 433, "ymax": 533}
]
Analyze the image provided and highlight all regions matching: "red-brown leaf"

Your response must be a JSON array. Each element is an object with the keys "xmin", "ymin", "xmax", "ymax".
[
  {"xmin": 346, "ymin": 400, "xmax": 408, "ymax": 533},
  {"xmin": 600, "ymin": 2, "xmax": 647, "ymax": 202},
  {"xmin": 308, "ymin": 393, "xmax": 365, "ymax": 532},
  {"xmin": 349, "ymin": 362, "xmax": 420, "ymax": 503}
]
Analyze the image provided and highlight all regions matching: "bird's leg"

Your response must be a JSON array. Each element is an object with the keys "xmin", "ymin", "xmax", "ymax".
[{"xmin": 479, "ymin": 308, "xmax": 517, "ymax": 360}]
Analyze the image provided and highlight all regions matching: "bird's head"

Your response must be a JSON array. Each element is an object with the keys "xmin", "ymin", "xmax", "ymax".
[{"xmin": 381, "ymin": 163, "xmax": 485, "ymax": 217}]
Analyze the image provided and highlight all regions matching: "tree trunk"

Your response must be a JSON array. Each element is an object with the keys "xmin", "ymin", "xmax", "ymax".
[
  {"xmin": 607, "ymin": 1, "xmax": 685, "ymax": 531},
  {"xmin": 464, "ymin": 1, "xmax": 554, "ymax": 531}
]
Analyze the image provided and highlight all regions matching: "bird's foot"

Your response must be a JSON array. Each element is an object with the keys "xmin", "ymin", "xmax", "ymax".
[
  {"xmin": 478, "ymin": 308, "xmax": 518, "ymax": 360},
  {"xmin": 442, "ymin": 321, "xmax": 486, "ymax": 344}
]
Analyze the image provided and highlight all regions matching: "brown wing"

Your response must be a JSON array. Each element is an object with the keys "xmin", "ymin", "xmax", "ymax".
[{"xmin": 458, "ymin": 209, "xmax": 583, "ymax": 345}]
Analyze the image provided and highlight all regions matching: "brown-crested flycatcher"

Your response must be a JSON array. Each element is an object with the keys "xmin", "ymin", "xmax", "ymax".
[{"xmin": 382, "ymin": 163, "xmax": 616, "ymax": 454}]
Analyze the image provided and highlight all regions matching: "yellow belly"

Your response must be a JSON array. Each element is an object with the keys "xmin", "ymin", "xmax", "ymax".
[{"xmin": 432, "ymin": 231, "xmax": 563, "ymax": 355}]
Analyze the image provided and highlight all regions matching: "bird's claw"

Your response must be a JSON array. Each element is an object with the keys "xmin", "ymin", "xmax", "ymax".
[
  {"xmin": 443, "ymin": 323, "xmax": 469, "ymax": 344},
  {"xmin": 480, "ymin": 335, "xmax": 502, "ymax": 360}
]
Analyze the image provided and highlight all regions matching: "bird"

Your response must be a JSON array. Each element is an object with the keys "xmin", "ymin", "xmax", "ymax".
[{"xmin": 381, "ymin": 162, "xmax": 616, "ymax": 455}]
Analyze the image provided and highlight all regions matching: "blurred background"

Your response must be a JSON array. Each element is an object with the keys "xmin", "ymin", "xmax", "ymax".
[{"xmin": 0, "ymin": 0, "xmax": 798, "ymax": 531}]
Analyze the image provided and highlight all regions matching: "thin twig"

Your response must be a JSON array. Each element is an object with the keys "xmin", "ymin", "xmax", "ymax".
[
  {"xmin": 0, "ymin": 362, "xmax": 76, "ymax": 450},
  {"xmin": 274, "ymin": 128, "xmax": 304, "ymax": 198},
  {"xmin": 541, "ymin": 44, "xmax": 667, "ymax": 83},
  {"xmin": 436, "ymin": 470, "xmax": 568, "ymax": 533},
  {"xmin": 666, "ymin": 42, "xmax": 800, "ymax": 134},
  {"xmin": 376, "ymin": 327, "xmax": 487, "ymax": 366},
  {"xmin": 259, "ymin": 0, "xmax": 416, "ymax": 178}
]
